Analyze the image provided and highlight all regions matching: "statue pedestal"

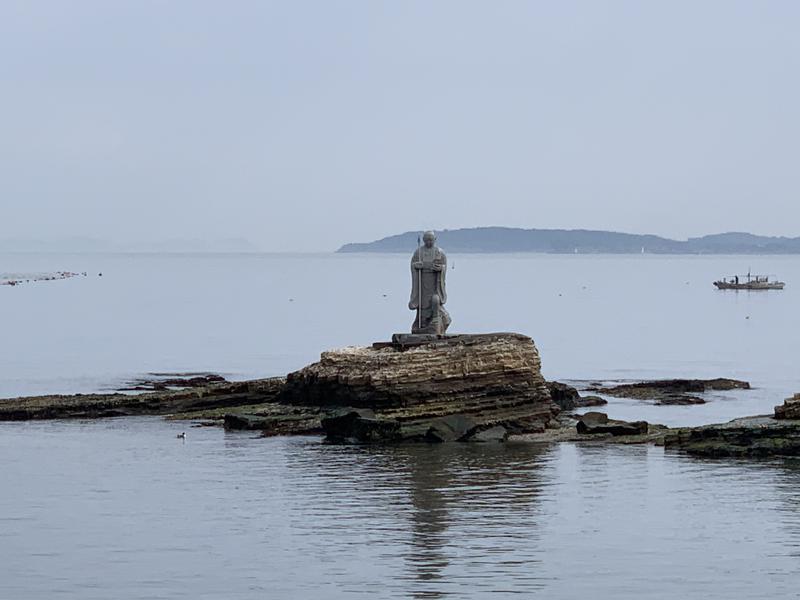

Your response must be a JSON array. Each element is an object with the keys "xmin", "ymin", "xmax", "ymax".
[{"xmin": 279, "ymin": 333, "xmax": 559, "ymax": 442}]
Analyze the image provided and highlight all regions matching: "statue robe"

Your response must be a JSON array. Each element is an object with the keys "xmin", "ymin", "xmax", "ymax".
[
  {"xmin": 409, "ymin": 246, "xmax": 447, "ymax": 309},
  {"xmin": 409, "ymin": 245, "xmax": 450, "ymax": 333}
]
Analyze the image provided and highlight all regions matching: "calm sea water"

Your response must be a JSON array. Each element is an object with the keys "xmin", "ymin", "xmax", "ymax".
[{"xmin": 2, "ymin": 252, "xmax": 800, "ymax": 598}]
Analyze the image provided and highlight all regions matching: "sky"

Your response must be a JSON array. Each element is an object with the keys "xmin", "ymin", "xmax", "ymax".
[{"xmin": 2, "ymin": 1, "xmax": 799, "ymax": 252}]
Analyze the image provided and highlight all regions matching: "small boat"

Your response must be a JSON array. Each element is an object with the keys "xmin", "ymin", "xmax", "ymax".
[{"xmin": 714, "ymin": 272, "xmax": 785, "ymax": 290}]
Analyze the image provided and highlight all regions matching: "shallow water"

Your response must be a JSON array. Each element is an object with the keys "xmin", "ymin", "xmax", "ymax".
[
  {"xmin": 2, "ymin": 253, "xmax": 800, "ymax": 598},
  {"xmin": 1, "ymin": 418, "xmax": 800, "ymax": 599}
]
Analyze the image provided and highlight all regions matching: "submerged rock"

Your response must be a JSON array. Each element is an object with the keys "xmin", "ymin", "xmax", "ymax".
[{"xmin": 280, "ymin": 333, "xmax": 558, "ymax": 443}]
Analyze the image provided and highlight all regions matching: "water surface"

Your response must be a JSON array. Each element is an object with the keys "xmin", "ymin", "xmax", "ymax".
[{"xmin": 2, "ymin": 253, "xmax": 800, "ymax": 598}]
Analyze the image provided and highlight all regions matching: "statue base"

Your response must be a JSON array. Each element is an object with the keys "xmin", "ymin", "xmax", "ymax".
[{"xmin": 280, "ymin": 333, "xmax": 559, "ymax": 442}]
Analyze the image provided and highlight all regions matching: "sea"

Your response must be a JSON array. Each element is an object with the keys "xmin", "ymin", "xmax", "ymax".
[{"xmin": 2, "ymin": 252, "xmax": 800, "ymax": 599}]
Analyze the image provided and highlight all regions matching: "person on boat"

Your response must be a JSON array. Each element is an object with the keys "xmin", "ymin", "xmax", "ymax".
[{"xmin": 735, "ymin": 275, "xmax": 739, "ymax": 285}]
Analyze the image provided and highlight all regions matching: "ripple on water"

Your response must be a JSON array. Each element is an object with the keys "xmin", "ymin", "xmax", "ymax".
[{"xmin": 1, "ymin": 419, "xmax": 800, "ymax": 599}]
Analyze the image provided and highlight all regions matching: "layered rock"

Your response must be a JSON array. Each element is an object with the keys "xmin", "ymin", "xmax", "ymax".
[
  {"xmin": 279, "ymin": 333, "xmax": 558, "ymax": 442},
  {"xmin": 0, "ymin": 378, "xmax": 286, "ymax": 421},
  {"xmin": 775, "ymin": 394, "xmax": 800, "ymax": 419}
]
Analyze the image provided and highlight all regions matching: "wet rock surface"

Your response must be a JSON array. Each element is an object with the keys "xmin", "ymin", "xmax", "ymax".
[
  {"xmin": 663, "ymin": 415, "xmax": 800, "ymax": 457},
  {"xmin": 576, "ymin": 412, "xmax": 649, "ymax": 436},
  {"xmin": 547, "ymin": 381, "xmax": 608, "ymax": 411},
  {"xmin": 0, "ymin": 378, "xmax": 286, "ymax": 421},
  {"xmin": 586, "ymin": 378, "xmax": 749, "ymax": 405},
  {"xmin": 117, "ymin": 373, "xmax": 227, "ymax": 392},
  {"xmin": 547, "ymin": 382, "xmax": 581, "ymax": 411},
  {"xmin": 576, "ymin": 395, "xmax": 608, "ymax": 407},
  {"xmin": 511, "ymin": 413, "xmax": 666, "ymax": 445}
]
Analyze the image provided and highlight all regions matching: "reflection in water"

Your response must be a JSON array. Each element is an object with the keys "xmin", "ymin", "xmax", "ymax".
[
  {"xmin": 4, "ymin": 419, "xmax": 800, "ymax": 599},
  {"xmin": 286, "ymin": 441, "xmax": 553, "ymax": 598},
  {"xmin": 774, "ymin": 458, "xmax": 800, "ymax": 560}
]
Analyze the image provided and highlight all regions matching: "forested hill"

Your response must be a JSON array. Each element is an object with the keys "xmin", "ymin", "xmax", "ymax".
[{"xmin": 337, "ymin": 228, "xmax": 800, "ymax": 254}]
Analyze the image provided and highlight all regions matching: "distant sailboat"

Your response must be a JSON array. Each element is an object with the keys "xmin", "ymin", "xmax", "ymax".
[{"xmin": 641, "ymin": 247, "xmax": 645, "ymax": 254}]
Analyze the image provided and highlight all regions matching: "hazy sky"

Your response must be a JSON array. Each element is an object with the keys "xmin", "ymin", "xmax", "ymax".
[{"xmin": 2, "ymin": 1, "xmax": 799, "ymax": 251}]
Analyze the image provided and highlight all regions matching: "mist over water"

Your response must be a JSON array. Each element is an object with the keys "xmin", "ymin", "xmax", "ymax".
[{"xmin": 2, "ymin": 253, "xmax": 800, "ymax": 598}]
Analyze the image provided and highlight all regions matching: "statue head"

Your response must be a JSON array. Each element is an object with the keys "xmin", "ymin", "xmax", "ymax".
[{"xmin": 423, "ymin": 231, "xmax": 436, "ymax": 249}]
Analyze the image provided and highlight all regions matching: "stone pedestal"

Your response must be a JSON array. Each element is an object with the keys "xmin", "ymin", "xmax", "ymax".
[{"xmin": 279, "ymin": 332, "xmax": 558, "ymax": 442}]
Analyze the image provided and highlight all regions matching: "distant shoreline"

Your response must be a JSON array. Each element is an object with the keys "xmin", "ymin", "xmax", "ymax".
[{"xmin": 338, "ymin": 227, "xmax": 800, "ymax": 255}]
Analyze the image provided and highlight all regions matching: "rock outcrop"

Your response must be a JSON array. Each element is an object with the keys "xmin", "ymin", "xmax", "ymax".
[
  {"xmin": 547, "ymin": 381, "xmax": 608, "ymax": 410},
  {"xmin": 0, "ymin": 378, "xmax": 286, "ymax": 421},
  {"xmin": 663, "ymin": 416, "xmax": 800, "ymax": 457},
  {"xmin": 587, "ymin": 378, "xmax": 750, "ymax": 405},
  {"xmin": 279, "ymin": 333, "xmax": 558, "ymax": 442},
  {"xmin": 117, "ymin": 373, "xmax": 227, "ymax": 392},
  {"xmin": 0, "ymin": 332, "xmax": 557, "ymax": 444},
  {"xmin": 547, "ymin": 382, "xmax": 580, "ymax": 411},
  {"xmin": 775, "ymin": 394, "xmax": 800, "ymax": 419},
  {"xmin": 576, "ymin": 412, "xmax": 649, "ymax": 436}
]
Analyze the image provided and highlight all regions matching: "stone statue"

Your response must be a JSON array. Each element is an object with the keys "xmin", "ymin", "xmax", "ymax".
[{"xmin": 409, "ymin": 231, "xmax": 451, "ymax": 334}]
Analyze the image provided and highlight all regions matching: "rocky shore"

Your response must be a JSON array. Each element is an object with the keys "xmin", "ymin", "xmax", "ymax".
[
  {"xmin": 2, "ymin": 333, "xmax": 800, "ymax": 456},
  {"xmin": 0, "ymin": 378, "xmax": 287, "ymax": 421},
  {"xmin": 0, "ymin": 333, "xmax": 559, "ymax": 443}
]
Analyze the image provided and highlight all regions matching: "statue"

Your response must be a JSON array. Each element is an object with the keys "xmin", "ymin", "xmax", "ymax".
[{"xmin": 409, "ymin": 231, "xmax": 451, "ymax": 334}]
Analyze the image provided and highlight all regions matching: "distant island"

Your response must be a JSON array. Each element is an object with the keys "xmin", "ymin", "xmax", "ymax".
[{"xmin": 337, "ymin": 228, "xmax": 800, "ymax": 254}]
